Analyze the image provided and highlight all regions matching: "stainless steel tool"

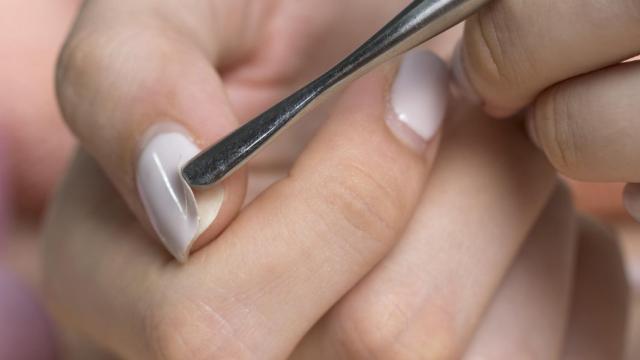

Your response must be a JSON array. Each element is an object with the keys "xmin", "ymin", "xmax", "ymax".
[{"xmin": 182, "ymin": 0, "xmax": 491, "ymax": 188}]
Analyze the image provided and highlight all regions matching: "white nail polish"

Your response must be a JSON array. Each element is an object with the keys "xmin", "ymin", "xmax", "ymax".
[
  {"xmin": 137, "ymin": 124, "xmax": 224, "ymax": 262},
  {"xmin": 624, "ymin": 184, "xmax": 640, "ymax": 223},
  {"xmin": 388, "ymin": 50, "xmax": 449, "ymax": 151}
]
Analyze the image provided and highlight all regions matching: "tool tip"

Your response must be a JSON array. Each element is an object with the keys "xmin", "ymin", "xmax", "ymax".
[{"xmin": 181, "ymin": 160, "xmax": 213, "ymax": 188}]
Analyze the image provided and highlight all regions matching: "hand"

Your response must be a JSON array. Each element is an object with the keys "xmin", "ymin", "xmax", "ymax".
[
  {"xmin": 452, "ymin": 0, "xmax": 640, "ymax": 221},
  {"xmin": 44, "ymin": 58, "xmax": 628, "ymax": 357},
  {"xmin": 55, "ymin": 0, "xmax": 416, "ymax": 262}
]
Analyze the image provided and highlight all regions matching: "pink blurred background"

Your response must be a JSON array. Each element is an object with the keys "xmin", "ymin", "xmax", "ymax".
[{"xmin": 1, "ymin": 1, "xmax": 78, "ymax": 358}]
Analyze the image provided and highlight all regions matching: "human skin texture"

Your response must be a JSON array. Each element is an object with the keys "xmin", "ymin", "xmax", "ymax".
[{"xmin": 1, "ymin": 0, "xmax": 640, "ymax": 357}]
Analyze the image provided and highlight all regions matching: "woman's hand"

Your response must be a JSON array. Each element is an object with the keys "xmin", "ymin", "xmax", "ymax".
[
  {"xmin": 48, "ymin": 1, "xmax": 633, "ymax": 358},
  {"xmin": 452, "ymin": 0, "xmax": 640, "ymax": 221},
  {"xmin": 55, "ymin": 0, "xmax": 418, "ymax": 262},
  {"xmin": 44, "ymin": 58, "xmax": 629, "ymax": 357}
]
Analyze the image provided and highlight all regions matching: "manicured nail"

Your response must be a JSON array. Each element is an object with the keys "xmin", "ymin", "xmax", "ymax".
[
  {"xmin": 137, "ymin": 124, "xmax": 224, "ymax": 262},
  {"xmin": 624, "ymin": 184, "xmax": 640, "ymax": 223},
  {"xmin": 451, "ymin": 43, "xmax": 482, "ymax": 105},
  {"xmin": 388, "ymin": 50, "xmax": 449, "ymax": 152}
]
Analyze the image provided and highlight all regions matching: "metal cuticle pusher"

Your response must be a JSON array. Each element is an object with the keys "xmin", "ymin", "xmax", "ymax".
[{"xmin": 182, "ymin": 0, "xmax": 492, "ymax": 189}]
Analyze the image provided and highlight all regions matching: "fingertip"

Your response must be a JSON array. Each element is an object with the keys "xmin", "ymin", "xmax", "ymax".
[
  {"xmin": 451, "ymin": 42, "xmax": 518, "ymax": 119},
  {"xmin": 451, "ymin": 42, "xmax": 483, "ymax": 105}
]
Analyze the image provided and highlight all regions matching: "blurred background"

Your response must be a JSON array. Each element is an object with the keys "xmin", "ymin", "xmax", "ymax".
[{"xmin": 1, "ymin": 0, "xmax": 639, "ymax": 358}]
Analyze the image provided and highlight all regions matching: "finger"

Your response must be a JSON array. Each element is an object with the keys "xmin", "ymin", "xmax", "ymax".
[
  {"xmin": 563, "ymin": 216, "xmax": 629, "ymax": 359},
  {"xmin": 453, "ymin": 0, "xmax": 640, "ymax": 117},
  {"xmin": 56, "ymin": 1, "xmax": 265, "ymax": 261},
  {"xmin": 44, "ymin": 51, "xmax": 450, "ymax": 359},
  {"xmin": 464, "ymin": 184, "xmax": 577, "ymax": 359},
  {"xmin": 222, "ymin": 0, "xmax": 450, "ymax": 171},
  {"xmin": 526, "ymin": 61, "xmax": 640, "ymax": 182},
  {"xmin": 291, "ymin": 103, "xmax": 557, "ymax": 359}
]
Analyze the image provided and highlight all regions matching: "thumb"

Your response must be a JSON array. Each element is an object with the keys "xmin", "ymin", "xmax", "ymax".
[{"xmin": 56, "ymin": 2, "xmax": 253, "ymax": 262}]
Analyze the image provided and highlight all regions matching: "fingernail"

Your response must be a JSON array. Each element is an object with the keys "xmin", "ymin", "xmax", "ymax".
[
  {"xmin": 137, "ymin": 124, "xmax": 224, "ymax": 262},
  {"xmin": 451, "ymin": 42, "xmax": 482, "ymax": 105},
  {"xmin": 388, "ymin": 50, "xmax": 449, "ymax": 152},
  {"xmin": 624, "ymin": 184, "xmax": 640, "ymax": 223}
]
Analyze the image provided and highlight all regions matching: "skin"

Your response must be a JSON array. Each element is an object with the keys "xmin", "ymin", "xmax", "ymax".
[
  {"xmin": 54, "ymin": 0, "xmax": 412, "ymax": 250},
  {"xmin": 43, "ymin": 98, "xmax": 630, "ymax": 359},
  {"xmin": 0, "ymin": 0, "xmax": 637, "ymax": 358},
  {"xmin": 457, "ymin": 0, "xmax": 640, "ymax": 187}
]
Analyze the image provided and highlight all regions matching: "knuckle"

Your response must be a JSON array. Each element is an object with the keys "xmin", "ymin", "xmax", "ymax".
[
  {"xmin": 466, "ymin": 11, "xmax": 507, "ymax": 83},
  {"xmin": 334, "ymin": 295, "xmax": 458, "ymax": 359},
  {"xmin": 145, "ymin": 294, "xmax": 255, "ymax": 360},
  {"xmin": 315, "ymin": 161, "xmax": 407, "ymax": 251},
  {"xmin": 534, "ymin": 89, "xmax": 586, "ymax": 177}
]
